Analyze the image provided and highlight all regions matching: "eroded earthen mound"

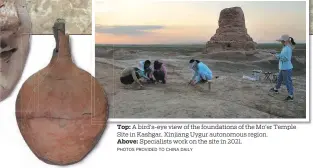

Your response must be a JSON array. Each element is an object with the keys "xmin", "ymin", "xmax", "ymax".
[{"xmin": 205, "ymin": 7, "xmax": 257, "ymax": 54}]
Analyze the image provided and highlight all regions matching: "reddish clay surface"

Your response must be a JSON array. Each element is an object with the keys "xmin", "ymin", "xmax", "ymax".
[{"xmin": 16, "ymin": 30, "xmax": 108, "ymax": 165}]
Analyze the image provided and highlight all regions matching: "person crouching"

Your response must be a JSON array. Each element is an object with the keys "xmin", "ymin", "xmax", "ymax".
[
  {"xmin": 189, "ymin": 59, "xmax": 212, "ymax": 86},
  {"xmin": 139, "ymin": 60, "xmax": 154, "ymax": 83},
  {"xmin": 153, "ymin": 60, "xmax": 167, "ymax": 84},
  {"xmin": 120, "ymin": 67, "xmax": 150, "ymax": 89}
]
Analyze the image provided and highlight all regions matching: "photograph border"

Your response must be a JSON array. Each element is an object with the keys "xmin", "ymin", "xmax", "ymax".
[{"xmin": 92, "ymin": 0, "xmax": 310, "ymax": 123}]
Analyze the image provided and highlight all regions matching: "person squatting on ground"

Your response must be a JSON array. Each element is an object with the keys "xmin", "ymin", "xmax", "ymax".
[
  {"xmin": 139, "ymin": 60, "xmax": 154, "ymax": 83},
  {"xmin": 269, "ymin": 34, "xmax": 296, "ymax": 101},
  {"xmin": 153, "ymin": 60, "xmax": 167, "ymax": 84},
  {"xmin": 189, "ymin": 59, "xmax": 213, "ymax": 86},
  {"xmin": 120, "ymin": 67, "xmax": 150, "ymax": 89}
]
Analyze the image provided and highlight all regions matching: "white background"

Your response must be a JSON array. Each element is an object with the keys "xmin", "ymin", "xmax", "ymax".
[{"xmin": 0, "ymin": 35, "xmax": 312, "ymax": 168}]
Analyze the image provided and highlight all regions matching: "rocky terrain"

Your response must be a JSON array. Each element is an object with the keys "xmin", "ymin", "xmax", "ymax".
[
  {"xmin": 26, "ymin": 0, "xmax": 91, "ymax": 34},
  {"xmin": 95, "ymin": 44, "xmax": 306, "ymax": 118}
]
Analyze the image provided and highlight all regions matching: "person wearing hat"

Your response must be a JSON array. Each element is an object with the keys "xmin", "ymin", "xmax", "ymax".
[
  {"xmin": 188, "ymin": 59, "xmax": 212, "ymax": 86},
  {"xmin": 269, "ymin": 34, "xmax": 296, "ymax": 101}
]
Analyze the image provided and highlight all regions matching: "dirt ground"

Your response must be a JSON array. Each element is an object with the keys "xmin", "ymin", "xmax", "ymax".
[{"xmin": 95, "ymin": 46, "xmax": 306, "ymax": 118}]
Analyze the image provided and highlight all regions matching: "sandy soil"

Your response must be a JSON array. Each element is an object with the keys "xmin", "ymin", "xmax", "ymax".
[{"xmin": 95, "ymin": 47, "xmax": 306, "ymax": 118}]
